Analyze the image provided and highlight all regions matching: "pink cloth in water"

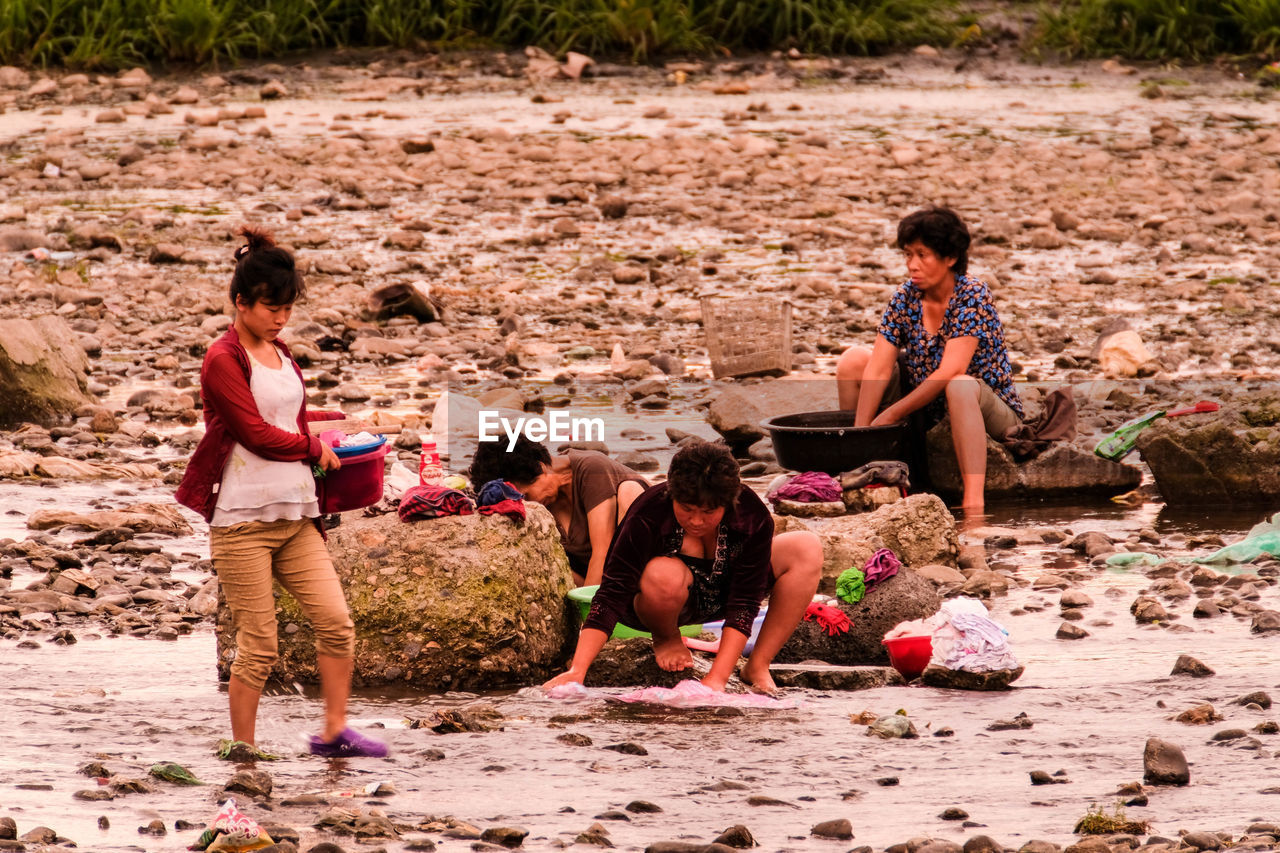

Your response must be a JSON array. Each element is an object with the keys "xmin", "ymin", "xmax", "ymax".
[{"xmin": 547, "ymin": 679, "xmax": 798, "ymax": 708}]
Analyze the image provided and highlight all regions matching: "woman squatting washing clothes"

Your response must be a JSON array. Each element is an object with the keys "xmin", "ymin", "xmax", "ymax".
[{"xmin": 544, "ymin": 441, "xmax": 823, "ymax": 694}]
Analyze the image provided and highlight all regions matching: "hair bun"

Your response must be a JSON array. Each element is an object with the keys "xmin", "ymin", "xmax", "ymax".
[{"xmin": 236, "ymin": 224, "xmax": 277, "ymax": 259}]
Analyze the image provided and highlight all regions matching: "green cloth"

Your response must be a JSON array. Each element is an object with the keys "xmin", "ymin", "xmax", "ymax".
[{"xmin": 836, "ymin": 568, "xmax": 866, "ymax": 604}]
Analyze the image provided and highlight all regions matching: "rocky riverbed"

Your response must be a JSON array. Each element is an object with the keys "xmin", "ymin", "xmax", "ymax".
[{"xmin": 1, "ymin": 50, "xmax": 1279, "ymax": 853}]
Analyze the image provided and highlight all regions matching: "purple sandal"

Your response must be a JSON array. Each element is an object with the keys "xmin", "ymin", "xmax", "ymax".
[{"xmin": 309, "ymin": 727, "xmax": 388, "ymax": 758}]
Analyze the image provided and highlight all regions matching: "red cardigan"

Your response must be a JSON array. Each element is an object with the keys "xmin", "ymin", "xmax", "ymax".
[{"xmin": 175, "ymin": 326, "xmax": 343, "ymax": 522}]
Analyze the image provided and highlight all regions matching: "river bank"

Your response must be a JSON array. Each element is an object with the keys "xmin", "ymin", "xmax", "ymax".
[{"xmin": 1, "ymin": 50, "xmax": 1279, "ymax": 853}]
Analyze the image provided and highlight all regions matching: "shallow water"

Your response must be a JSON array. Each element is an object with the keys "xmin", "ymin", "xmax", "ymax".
[{"xmin": 3, "ymin": 473, "xmax": 1277, "ymax": 851}]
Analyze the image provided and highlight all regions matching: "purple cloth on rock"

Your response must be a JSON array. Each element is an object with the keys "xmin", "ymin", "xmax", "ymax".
[
  {"xmin": 863, "ymin": 547, "xmax": 901, "ymax": 585},
  {"xmin": 767, "ymin": 471, "xmax": 842, "ymax": 504}
]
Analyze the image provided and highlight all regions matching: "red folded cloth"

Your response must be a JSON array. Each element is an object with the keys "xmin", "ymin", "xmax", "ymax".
[
  {"xmin": 479, "ymin": 498, "xmax": 526, "ymax": 523},
  {"xmin": 398, "ymin": 485, "xmax": 474, "ymax": 522}
]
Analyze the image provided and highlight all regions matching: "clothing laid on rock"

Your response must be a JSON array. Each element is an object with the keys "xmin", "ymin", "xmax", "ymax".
[
  {"xmin": 477, "ymin": 479, "xmax": 526, "ymax": 522},
  {"xmin": 766, "ymin": 471, "xmax": 842, "ymax": 504},
  {"xmin": 863, "ymin": 548, "xmax": 902, "ymax": 585},
  {"xmin": 836, "ymin": 568, "xmax": 866, "ymax": 604},
  {"xmin": 841, "ymin": 460, "xmax": 911, "ymax": 491},
  {"xmin": 929, "ymin": 598, "xmax": 1018, "ymax": 673},
  {"xmin": 561, "ymin": 450, "xmax": 649, "ymax": 577},
  {"xmin": 1000, "ymin": 387, "xmax": 1078, "ymax": 462},
  {"xmin": 803, "ymin": 601, "xmax": 851, "ymax": 636},
  {"xmin": 584, "ymin": 482, "xmax": 774, "ymax": 638},
  {"xmin": 877, "ymin": 274, "xmax": 1024, "ymax": 426},
  {"xmin": 398, "ymin": 484, "xmax": 475, "ymax": 521}
]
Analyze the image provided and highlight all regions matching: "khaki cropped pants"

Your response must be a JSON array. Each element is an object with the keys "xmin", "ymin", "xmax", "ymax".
[{"xmin": 210, "ymin": 518, "xmax": 355, "ymax": 691}]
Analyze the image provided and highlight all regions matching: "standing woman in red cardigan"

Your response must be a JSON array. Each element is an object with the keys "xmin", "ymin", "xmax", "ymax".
[{"xmin": 176, "ymin": 226, "xmax": 386, "ymax": 758}]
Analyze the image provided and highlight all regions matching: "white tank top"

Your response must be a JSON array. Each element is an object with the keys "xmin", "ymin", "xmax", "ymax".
[{"xmin": 211, "ymin": 350, "xmax": 320, "ymax": 527}]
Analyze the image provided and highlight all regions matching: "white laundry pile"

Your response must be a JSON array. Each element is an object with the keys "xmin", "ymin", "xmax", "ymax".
[
  {"xmin": 928, "ymin": 598, "xmax": 1018, "ymax": 673},
  {"xmin": 546, "ymin": 679, "xmax": 801, "ymax": 709}
]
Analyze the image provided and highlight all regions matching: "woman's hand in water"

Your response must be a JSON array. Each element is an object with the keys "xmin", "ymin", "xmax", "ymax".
[
  {"xmin": 317, "ymin": 443, "xmax": 342, "ymax": 472},
  {"xmin": 542, "ymin": 669, "xmax": 586, "ymax": 690}
]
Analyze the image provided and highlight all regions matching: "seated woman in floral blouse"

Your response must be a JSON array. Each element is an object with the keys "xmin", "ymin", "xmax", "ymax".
[{"xmin": 835, "ymin": 206, "xmax": 1023, "ymax": 514}]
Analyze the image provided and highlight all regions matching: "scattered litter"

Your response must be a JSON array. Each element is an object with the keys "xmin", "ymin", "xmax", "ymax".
[
  {"xmin": 188, "ymin": 799, "xmax": 273, "ymax": 852},
  {"xmin": 1194, "ymin": 511, "xmax": 1280, "ymax": 564},
  {"xmin": 149, "ymin": 761, "xmax": 203, "ymax": 785},
  {"xmin": 1106, "ymin": 552, "xmax": 1162, "ymax": 567}
]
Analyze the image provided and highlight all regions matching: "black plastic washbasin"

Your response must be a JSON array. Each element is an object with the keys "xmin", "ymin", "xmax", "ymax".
[{"xmin": 761, "ymin": 411, "xmax": 909, "ymax": 476}]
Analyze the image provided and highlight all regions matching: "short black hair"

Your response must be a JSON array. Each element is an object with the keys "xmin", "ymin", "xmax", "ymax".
[
  {"xmin": 229, "ymin": 225, "xmax": 305, "ymax": 306},
  {"xmin": 468, "ymin": 435, "xmax": 551, "ymax": 486},
  {"xmin": 667, "ymin": 441, "xmax": 740, "ymax": 510},
  {"xmin": 896, "ymin": 206, "xmax": 970, "ymax": 276}
]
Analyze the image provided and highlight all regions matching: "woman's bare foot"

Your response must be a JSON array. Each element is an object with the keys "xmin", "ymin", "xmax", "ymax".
[
  {"xmin": 739, "ymin": 660, "xmax": 778, "ymax": 695},
  {"xmin": 652, "ymin": 635, "xmax": 693, "ymax": 671}
]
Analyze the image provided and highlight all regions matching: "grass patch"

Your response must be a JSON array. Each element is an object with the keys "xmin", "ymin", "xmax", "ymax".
[
  {"xmin": 1035, "ymin": 0, "xmax": 1280, "ymax": 60},
  {"xmin": 0, "ymin": 0, "xmax": 972, "ymax": 68},
  {"xmin": 1074, "ymin": 803, "xmax": 1151, "ymax": 835}
]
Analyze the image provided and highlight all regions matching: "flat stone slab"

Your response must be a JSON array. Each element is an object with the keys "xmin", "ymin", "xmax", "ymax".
[
  {"xmin": 769, "ymin": 664, "xmax": 905, "ymax": 691},
  {"xmin": 921, "ymin": 664, "xmax": 1024, "ymax": 691}
]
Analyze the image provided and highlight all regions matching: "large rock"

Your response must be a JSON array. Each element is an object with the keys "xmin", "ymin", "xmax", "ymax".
[
  {"xmin": 921, "ymin": 664, "xmax": 1024, "ymax": 690},
  {"xmin": 770, "ymin": 663, "xmax": 905, "ymax": 690},
  {"xmin": 215, "ymin": 505, "xmax": 574, "ymax": 689},
  {"xmin": 1137, "ymin": 397, "xmax": 1280, "ymax": 506},
  {"xmin": 775, "ymin": 568, "xmax": 941, "ymax": 666},
  {"xmin": 1097, "ymin": 329, "xmax": 1154, "ymax": 377},
  {"xmin": 927, "ymin": 427, "xmax": 1140, "ymax": 500},
  {"xmin": 705, "ymin": 374, "xmax": 836, "ymax": 449},
  {"xmin": 813, "ymin": 493, "xmax": 960, "ymax": 582},
  {"xmin": 585, "ymin": 637, "xmax": 702, "ymax": 688},
  {"xmin": 0, "ymin": 315, "xmax": 94, "ymax": 427},
  {"xmin": 1143, "ymin": 737, "xmax": 1190, "ymax": 786}
]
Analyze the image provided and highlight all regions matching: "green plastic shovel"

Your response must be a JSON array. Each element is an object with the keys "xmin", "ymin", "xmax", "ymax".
[{"xmin": 1094, "ymin": 400, "xmax": 1219, "ymax": 461}]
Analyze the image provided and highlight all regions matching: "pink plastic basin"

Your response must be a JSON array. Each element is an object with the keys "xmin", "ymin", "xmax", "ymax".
[{"xmin": 319, "ymin": 444, "xmax": 388, "ymax": 514}]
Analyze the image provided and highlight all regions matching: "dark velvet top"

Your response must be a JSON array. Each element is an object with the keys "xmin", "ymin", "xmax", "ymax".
[{"xmin": 583, "ymin": 482, "xmax": 774, "ymax": 637}]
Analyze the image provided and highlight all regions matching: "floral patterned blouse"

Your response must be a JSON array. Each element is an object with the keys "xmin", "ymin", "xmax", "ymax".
[{"xmin": 877, "ymin": 274, "xmax": 1023, "ymax": 424}]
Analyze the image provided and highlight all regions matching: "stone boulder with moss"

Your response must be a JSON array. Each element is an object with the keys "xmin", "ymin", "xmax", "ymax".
[
  {"xmin": 785, "ymin": 492, "xmax": 960, "ymax": 587},
  {"xmin": 214, "ymin": 504, "xmax": 575, "ymax": 690},
  {"xmin": 1136, "ymin": 390, "xmax": 1280, "ymax": 506}
]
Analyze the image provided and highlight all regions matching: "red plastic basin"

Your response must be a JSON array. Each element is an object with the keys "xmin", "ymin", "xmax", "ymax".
[
  {"xmin": 882, "ymin": 634, "xmax": 932, "ymax": 680},
  {"xmin": 319, "ymin": 444, "xmax": 388, "ymax": 514}
]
